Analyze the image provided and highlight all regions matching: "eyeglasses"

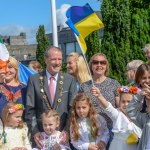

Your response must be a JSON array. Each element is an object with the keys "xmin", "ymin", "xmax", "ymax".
[{"xmin": 92, "ymin": 60, "xmax": 107, "ymax": 65}]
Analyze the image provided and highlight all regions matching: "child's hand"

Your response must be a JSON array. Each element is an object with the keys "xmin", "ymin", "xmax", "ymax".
[
  {"xmin": 97, "ymin": 141, "xmax": 106, "ymax": 150},
  {"xmin": 88, "ymin": 144, "xmax": 98, "ymax": 150},
  {"xmin": 91, "ymin": 86, "xmax": 101, "ymax": 98}
]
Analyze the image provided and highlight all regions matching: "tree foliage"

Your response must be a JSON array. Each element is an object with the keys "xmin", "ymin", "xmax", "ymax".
[
  {"xmin": 36, "ymin": 25, "xmax": 50, "ymax": 69},
  {"xmin": 85, "ymin": 31, "xmax": 101, "ymax": 62},
  {"xmin": 101, "ymin": 0, "xmax": 149, "ymax": 84}
]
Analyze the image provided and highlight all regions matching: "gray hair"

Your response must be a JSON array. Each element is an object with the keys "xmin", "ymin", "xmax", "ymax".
[
  {"xmin": 142, "ymin": 43, "xmax": 150, "ymax": 53},
  {"xmin": 44, "ymin": 46, "xmax": 62, "ymax": 58},
  {"xmin": 126, "ymin": 60, "xmax": 144, "ymax": 71}
]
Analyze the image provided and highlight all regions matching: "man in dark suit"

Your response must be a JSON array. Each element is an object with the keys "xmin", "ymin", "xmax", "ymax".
[{"xmin": 25, "ymin": 46, "xmax": 77, "ymax": 148}]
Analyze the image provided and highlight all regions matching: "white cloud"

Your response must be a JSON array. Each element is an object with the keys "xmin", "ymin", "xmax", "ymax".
[
  {"xmin": 0, "ymin": 4, "xmax": 71, "ymax": 44},
  {"xmin": 56, "ymin": 4, "xmax": 71, "ymax": 28},
  {"xmin": 0, "ymin": 25, "xmax": 38, "ymax": 44}
]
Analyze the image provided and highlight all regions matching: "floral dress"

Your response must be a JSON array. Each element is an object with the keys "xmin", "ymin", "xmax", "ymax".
[{"xmin": 0, "ymin": 125, "xmax": 31, "ymax": 150}]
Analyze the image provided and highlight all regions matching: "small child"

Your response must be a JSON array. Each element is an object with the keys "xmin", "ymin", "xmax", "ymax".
[
  {"xmin": 0, "ymin": 102, "xmax": 31, "ymax": 149},
  {"xmin": 92, "ymin": 86, "xmax": 142, "ymax": 150},
  {"xmin": 33, "ymin": 110, "xmax": 70, "ymax": 150},
  {"xmin": 70, "ymin": 93, "xmax": 109, "ymax": 150}
]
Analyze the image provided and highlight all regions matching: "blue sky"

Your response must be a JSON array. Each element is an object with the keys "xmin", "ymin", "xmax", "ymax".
[{"xmin": 0, "ymin": 0, "xmax": 101, "ymax": 44}]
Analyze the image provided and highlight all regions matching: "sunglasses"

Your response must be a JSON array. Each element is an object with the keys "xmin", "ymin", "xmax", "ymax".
[{"xmin": 92, "ymin": 60, "xmax": 107, "ymax": 65}]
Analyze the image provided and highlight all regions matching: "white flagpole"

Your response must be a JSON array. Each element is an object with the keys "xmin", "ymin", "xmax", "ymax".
[
  {"xmin": 74, "ymin": 34, "xmax": 94, "ymax": 86},
  {"xmin": 50, "ymin": 0, "xmax": 58, "ymax": 47}
]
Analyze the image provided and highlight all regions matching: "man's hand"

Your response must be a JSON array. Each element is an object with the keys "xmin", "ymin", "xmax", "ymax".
[
  {"xmin": 88, "ymin": 144, "xmax": 98, "ymax": 150},
  {"xmin": 11, "ymin": 148, "xmax": 27, "ymax": 150},
  {"xmin": 97, "ymin": 141, "xmax": 106, "ymax": 150},
  {"xmin": 52, "ymin": 143, "xmax": 61, "ymax": 150},
  {"xmin": 33, "ymin": 132, "xmax": 43, "ymax": 149},
  {"xmin": 59, "ymin": 131, "xmax": 69, "ymax": 145}
]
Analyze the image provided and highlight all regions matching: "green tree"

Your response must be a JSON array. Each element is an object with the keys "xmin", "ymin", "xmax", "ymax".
[
  {"xmin": 36, "ymin": 25, "xmax": 50, "ymax": 69},
  {"xmin": 85, "ymin": 31, "xmax": 101, "ymax": 62},
  {"xmin": 100, "ymin": 0, "xmax": 149, "ymax": 84},
  {"xmin": 101, "ymin": 0, "xmax": 131, "ymax": 84},
  {"xmin": 130, "ymin": 4, "xmax": 150, "ymax": 60}
]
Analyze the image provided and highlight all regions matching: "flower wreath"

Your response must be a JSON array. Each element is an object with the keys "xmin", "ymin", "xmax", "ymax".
[
  {"xmin": 8, "ymin": 104, "xmax": 24, "ymax": 113},
  {"xmin": 118, "ymin": 86, "xmax": 141, "ymax": 95}
]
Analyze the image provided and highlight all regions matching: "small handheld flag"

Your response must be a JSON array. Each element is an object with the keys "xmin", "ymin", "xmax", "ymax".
[
  {"xmin": 66, "ymin": 3, "xmax": 104, "ymax": 54},
  {"xmin": 19, "ymin": 63, "xmax": 36, "ymax": 85},
  {"xmin": 0, "ymin": 37, "xmax": 9, "ymax": 71}
]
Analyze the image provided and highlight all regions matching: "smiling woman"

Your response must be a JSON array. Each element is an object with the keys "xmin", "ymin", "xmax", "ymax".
[
  {"xmin": 80, "ymin": 53, "xmax": 121, "ymax": 130},
  {"xmin": 0, "ymin": 56, "xmax": 26, "ymax": 117}
]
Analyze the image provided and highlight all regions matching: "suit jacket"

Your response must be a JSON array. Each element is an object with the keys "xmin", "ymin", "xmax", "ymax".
[{"xmin": 25, "ymin": 71, "xmax": 77, "ymax": 135}]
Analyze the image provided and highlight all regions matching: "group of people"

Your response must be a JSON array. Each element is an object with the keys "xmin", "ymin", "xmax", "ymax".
[{"xmin": 0, "ymin": 44, "xmax": 150, "ymax": 150}]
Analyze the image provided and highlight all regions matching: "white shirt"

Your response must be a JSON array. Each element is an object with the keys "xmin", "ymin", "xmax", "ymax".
[{"xmin": 46, "ymin": 70, "xmax": 58, "ymax": 94}]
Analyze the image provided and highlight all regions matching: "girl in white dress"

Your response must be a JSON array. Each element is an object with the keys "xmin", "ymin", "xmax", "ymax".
[
  {"xmin": 0, "ymin": 102, "xmax": 31, "ymax": 150},
  {"xmin": 70, "ymin": 93, "xmax": 109, "ymax": 150},
  {"xmin": 92, "ymin": 86, "xmax": 142, "ymax": 150},
  {"xmin": 33, "ymin": 110, "xmax": 70, "ymax": 150}
]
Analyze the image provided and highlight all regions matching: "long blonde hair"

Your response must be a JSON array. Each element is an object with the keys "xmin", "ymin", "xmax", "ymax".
[
  {"xmin": 2, "ymin": 102, "xmax": 24, "ymax": 128},
  {"xmin": 70, "ymin": 93, "xmax": 99, "ymax": 141},
  {"xmin": 8, "ymin": 56, "xmax": 21, "ymax": 84},
  {"xmin": 67, "ymin": 52, "xmax": 91, "ymax": 83}
]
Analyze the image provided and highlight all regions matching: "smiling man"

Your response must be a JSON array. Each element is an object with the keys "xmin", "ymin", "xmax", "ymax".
[{"xmin": 25, "ymin": 46, "xmax": 77, "ymax": 149}]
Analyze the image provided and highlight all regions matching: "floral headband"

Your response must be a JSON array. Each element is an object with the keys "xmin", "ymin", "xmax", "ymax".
[
  {"xmin": 118, "ymin": 86, "xmax": 141, "ymax": 95},
  {"xmin": 8, "ymin": 104, "xmax": 24, "ymax": 113}
]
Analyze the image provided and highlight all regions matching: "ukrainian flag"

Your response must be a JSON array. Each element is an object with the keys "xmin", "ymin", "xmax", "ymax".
[{"xmin": 66, "ymin": 3, "xmax": 104, "ymax": 54}]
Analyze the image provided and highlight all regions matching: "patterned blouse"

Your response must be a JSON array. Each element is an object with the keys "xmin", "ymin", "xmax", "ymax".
[
  {"xmin": 80, "ymin": 77, "xmax": 120, "ymax": 128},
  {"xmin": 0, "ymin": 84, "xmax": 26, "ymax": 117}
]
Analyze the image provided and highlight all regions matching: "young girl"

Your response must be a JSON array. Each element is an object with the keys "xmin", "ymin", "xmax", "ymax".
[
  {"xmin": 127, "ymin": 64, "xmax": 150, "ymax": 150},
  {"xmin": 33, "ymin": 110, "xmax": 70, "ymax": 150},
  {"xmin": 0, "ymin": 102, "xmax": 31, "ymax": 149},
  {"xmin": 92, "ymin": 86, "xmax": 142, "ymax": 150},
  {"xmin": 70, "ymin": 93, "xmax": 109, "ymax": 150}
]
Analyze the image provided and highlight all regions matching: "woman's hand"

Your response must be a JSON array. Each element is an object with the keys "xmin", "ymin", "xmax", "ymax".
[
  {"xmin": 0, "ymin": 69, "xmax": 6, "ymax": 83},
  {"xmin": 141, "ymin": 83, "xmax": 150, "ymax": 100}
]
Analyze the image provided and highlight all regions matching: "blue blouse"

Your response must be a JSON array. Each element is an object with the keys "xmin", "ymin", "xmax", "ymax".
[{"xmin": 0, "ymin": 84, "xmax": 26, "ymax": 117}]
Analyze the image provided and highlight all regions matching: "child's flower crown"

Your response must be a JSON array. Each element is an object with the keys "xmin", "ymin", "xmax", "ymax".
[
  {"xmin": 8, "ymin": 104, "xmax": 24, "ymax": 113},
  {"xmin": 118, "ymin": 86, "xmax": 141, "ymax": 95}
]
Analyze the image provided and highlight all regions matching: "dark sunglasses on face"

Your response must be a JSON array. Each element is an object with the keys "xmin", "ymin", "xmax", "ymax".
[{"xmin": 92, "ymin": 60, "xmax": 107, "ymax": 65}]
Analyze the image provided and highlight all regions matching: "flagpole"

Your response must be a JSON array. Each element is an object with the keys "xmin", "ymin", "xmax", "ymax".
[
  {"xmin": 74, "ymin": 34, "xmax": 94, "ymax": 86},
  {"xmin": 50, "ymin": 0, "xmax": 58, "ymax": 47}
]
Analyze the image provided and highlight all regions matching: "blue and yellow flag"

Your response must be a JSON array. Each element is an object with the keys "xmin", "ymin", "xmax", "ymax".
[{"xmin": 66, "ymin": 3, "xmax": 104, "ymax": 54}]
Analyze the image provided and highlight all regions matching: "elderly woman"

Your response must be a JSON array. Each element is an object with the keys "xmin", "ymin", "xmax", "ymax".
[
  {"xmin": 0, "ymin": 56, "xmax": 26, "ymax": 116},
  {"xmin": 126, "ymin": 60, "xmax": 144, "ymax": 86},
  {"xmin": 80, "ymin": 53, "xmax": 120, "ymax": 129},
  {"xmin": 67, "ymin": 52, "xmax": 91, "ymax": 91}
]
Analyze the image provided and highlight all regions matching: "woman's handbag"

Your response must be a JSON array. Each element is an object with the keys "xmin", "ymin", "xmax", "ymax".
[{"xmin": 126, "ymin": 132, "xmax": 139, "ymax": 145}]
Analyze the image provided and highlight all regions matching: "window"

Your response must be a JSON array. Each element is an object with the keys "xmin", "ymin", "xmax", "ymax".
[{"xmin": 66, "ymin": 42, "xmax": 75, "ymax": 55}]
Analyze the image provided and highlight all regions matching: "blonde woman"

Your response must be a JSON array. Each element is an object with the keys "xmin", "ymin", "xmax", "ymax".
[
  {"xmin": 67, "ymin": 52, "xmax": 91, "ymax": 91},
  {"xmin": 0, "ymin": 56, "xmax": 26, "ymax": 116}
]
